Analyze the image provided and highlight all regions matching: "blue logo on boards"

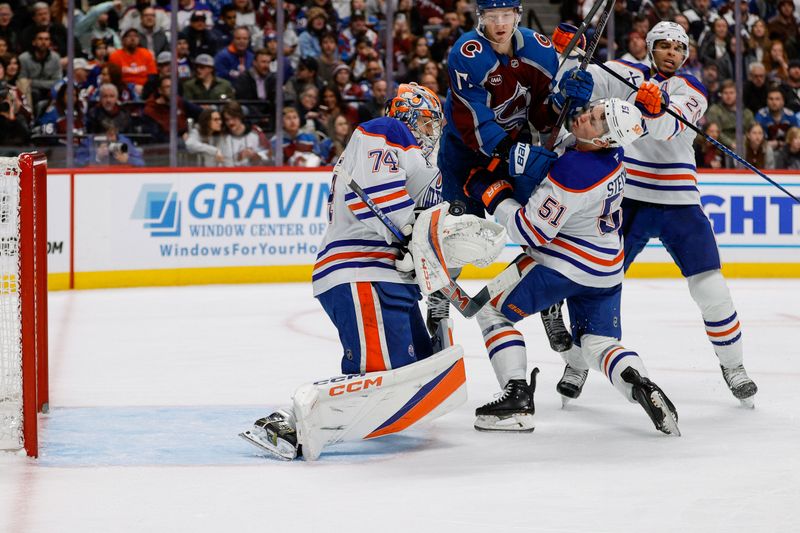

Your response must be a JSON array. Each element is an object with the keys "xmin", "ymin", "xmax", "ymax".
[{"xmin": 131, "ymin": 184, "xmax": 182, "ymax": 237}]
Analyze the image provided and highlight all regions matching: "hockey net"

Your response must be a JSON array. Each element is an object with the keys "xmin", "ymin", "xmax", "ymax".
[{"xmin": 0, "ymin": 153, "xmax": 48, "ymax": 458}]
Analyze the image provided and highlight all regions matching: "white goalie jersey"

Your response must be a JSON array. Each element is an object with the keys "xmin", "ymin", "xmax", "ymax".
[
  {"xmin": 560, "ymin": 58, "xmax": 708, "ymax": 206},
  {"xmin": 494, "ymin": 146, "xmax": 628, "ymax": 289},
  {"xmin": 311, "ymin": 117, "xmax": 442, "ymax": 297}
]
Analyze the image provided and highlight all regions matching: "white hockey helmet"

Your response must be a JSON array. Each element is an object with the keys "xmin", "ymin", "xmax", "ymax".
[
  {"xmin": 574, "ymin": 98, "xmax": 644, "ymax": 148},
  {"xmin": 646, "ymin": 21, "xmax": 689, "ymax": 68}
]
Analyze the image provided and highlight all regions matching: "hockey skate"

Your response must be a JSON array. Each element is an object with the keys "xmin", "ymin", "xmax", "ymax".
[
  {"xmin": 239, "ymin": 409, "xmax": 301, "ymax": 460},
  {"xmin": 540, "ymin": 302, "xmax": 573, "ymax": 352},
  {"xmin": 426, "ymin": 289, "xmax": 450, "ymax": 337},
  {"xmin": 621, "ymin": 367, "xmax": 681, "ymax": 437},
  {"xmin": 474, "ymin": 368, "xmax": 539, "ymax": 432},
  {"xmin": 721, "ymin": 364, "xmax": 758, "ymax": 408},
  {"xmin": 557, "ymin": 364, "xmax": 588, "ymax": 407}
]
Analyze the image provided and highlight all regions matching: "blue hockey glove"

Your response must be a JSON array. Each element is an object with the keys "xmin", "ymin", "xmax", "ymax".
[
  {"xmin": 463, "ymin": 168, "xmax": 513, "ymax": 215},
  {"xmin": 552, "ymin": 68, "xmax": 594, "ymax": 112}
]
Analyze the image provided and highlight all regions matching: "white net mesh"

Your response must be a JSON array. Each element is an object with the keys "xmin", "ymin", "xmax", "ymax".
[{"xmin": 0, "ymin": 157, "xmax": 22, "ymax": 450}]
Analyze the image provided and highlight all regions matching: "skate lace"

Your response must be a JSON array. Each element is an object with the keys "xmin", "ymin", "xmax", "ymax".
[
  {"xmin": 428, "ymin": 293, "xmax": 451, "ymax": 319},
  {"xmin": 542, "ymin": 304, "xmax": 568, "ymax": 335},
  {"xmin": 723, "ymin": 365, "xmax": 751, "ymax": 389},
  {"xmin": 562, "ymin": 366, "xmax": 588, "ymax": 387},
  {"xmin": 485, "ymin": 381, "xmax": 521, "ymax": 406}
]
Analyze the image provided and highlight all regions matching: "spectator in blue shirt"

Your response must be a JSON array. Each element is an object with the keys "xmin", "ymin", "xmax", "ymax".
[
  {"xmin": 214, "ymin": 26, "xmax": 253, "ymax": 81},
  {"xmin": 755, "ymin": 87, "xmax": 800, "ymax": 150}
]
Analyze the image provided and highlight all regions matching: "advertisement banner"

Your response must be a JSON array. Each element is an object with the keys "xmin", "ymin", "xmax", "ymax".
[
  {"xmin": 68, "ymin": 169, "xmax": 800, "ymax": 287},
  {"xmin": 48, "ymin": 171, "xmax": 70, "ymax": 283}
]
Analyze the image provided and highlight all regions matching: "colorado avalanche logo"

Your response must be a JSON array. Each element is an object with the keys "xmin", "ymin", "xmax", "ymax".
[
  {"xmin": 535, "ymin": 33, "xmax": 552, "ymax": 48},
  {"xmin": 460, "ymin": 40, "xmax": 482, "ymax": 58},
  {"xmin": 493, "ymin": 82, "xmax": 529, "ymax": 129}
]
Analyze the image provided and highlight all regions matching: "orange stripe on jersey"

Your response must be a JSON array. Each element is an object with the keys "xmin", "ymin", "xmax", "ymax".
[
  {"xmin": 365, "ymin": 358, "xmax": 466, "ymax": 439},
  {"xmin": 484, "ymin": 329, "xmax": 520, "ymax": 348},
  {"xmin": 355, "ymin": 282, "xmax": 387, "ymax": 372},
  {"xmin": 356, "ymin": 127, "xmax": 417, "ymax": 151},
  {"xmin": 706, "ymin": 321, "xmax": 740, "ymax": 338},
  {"xmin": 349, "ymin": 189, "xmax": 409, "ymax": 210},
  {"xmin": 519, "ymin": 209, "xmax": 548, "ymax": 245},
  {"xmin": 626, "ymin": 168, "xmax": 697, "ymax": 182},
  {"xmin": 602, "ymin": 346, "xmax": 624, "ymax": 376},
  {"xmin": 549, "ymin": 161, "xmax": 623, "ymax": 193},
  {"xmin": 551, "ymin": 238, "xmax": 624, "ymax": 267},
  {"xmin": 315, "ymin": 251, "xmax": 397, "ymax": 269}
]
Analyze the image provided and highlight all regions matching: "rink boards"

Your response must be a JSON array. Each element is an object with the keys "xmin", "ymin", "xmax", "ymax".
[{"xmin": 45, "ymin": 167, "xmax": 800, "ymax": 290}]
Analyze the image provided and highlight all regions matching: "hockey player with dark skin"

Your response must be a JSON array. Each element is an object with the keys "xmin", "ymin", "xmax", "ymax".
[
  {"xmin": 426, "ymin": 0, "xmax": 594, "ymax": 354},
  {"xmin": 549, "ymin": 21, "xmax": 758, "ymax": 407}
]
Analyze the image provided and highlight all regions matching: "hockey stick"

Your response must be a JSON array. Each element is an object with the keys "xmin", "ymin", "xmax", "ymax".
[
  {"xmin": 545, "ymin": 0, "xmax": 616, "ymax": 151},
  {"xmin": 556, "ymin": 0, "xmax": 611, "ymax": 72},
  {"xmin": 571, "ymin": 48, "xmax": 800, "ymax": 204},
  {"xmin": 342, "ymin": 174, "xmax": 493, "ymax": 318}
]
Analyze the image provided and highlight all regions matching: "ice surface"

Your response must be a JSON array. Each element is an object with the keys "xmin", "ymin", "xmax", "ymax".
[{"xmin": 1, "ymin": 279, "xmax": 799, "ymax": 532}]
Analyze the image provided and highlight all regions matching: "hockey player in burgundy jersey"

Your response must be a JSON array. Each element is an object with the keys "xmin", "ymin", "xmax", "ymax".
[
  {"xmin": 427, "ymin": 0, "xmax": 594, "ymax": 350},
  {"xmin": 463, "ymin": 98, "xmax": 680, "ymax": 436},
  {"xmin": 551, "ymin": 21, "xmax": 757, "ymax": 407}
]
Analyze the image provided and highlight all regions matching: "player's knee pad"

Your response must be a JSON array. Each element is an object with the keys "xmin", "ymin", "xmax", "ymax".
[
  {"xmin": 687, "ymin": 269, "xmax": 735, "ymax": 319},
  {"xmin": 292, "ymin": 345, "xmax": 467, "ymax": 461}
]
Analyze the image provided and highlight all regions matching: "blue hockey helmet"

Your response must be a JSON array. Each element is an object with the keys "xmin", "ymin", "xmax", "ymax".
[{"xmin": 476, "ymin": 0, "xmax": 521, "ymax": 11}]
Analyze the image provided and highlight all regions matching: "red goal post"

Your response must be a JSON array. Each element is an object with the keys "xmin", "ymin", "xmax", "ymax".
[{"xmin": 0, "ymin": 152, "xmax": 48, "ymax": 458}]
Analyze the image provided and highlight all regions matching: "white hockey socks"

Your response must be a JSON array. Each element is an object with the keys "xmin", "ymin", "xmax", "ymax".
[
  {"xmin": 477, "ymin": 304, "xmax": 527, "ymax": 387},
  {"xmin": 687, "ymin": 270, "xmax": 744, "ymax": 368},
  {"xmin": 581, "ymin": 334, "xmax": 648, "ymax": 403}
]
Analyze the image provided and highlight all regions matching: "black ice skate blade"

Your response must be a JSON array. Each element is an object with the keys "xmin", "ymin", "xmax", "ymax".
[{"xmin": 239, "ymin": 431, "xmax": 297, "ymax": 460}]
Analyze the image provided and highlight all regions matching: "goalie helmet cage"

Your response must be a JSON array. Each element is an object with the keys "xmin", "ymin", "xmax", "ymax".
[{"xmin": 0, "ymin": 152, "xmax": 48, "ymax": 458}]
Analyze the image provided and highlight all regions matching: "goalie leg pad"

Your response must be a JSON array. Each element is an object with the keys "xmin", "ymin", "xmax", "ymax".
[{"xmin": 293, "ymin": 345, "xmax": 467, "ymax": 461}]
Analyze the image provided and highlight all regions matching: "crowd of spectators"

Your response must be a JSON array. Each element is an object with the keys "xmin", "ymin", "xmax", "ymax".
[{"xmin": 0, "ymin": 0, "xmax": 799, "ymax": 169}]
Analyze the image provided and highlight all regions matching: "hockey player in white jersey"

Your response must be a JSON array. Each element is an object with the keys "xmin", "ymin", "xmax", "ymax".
[
  {"xmin": 551, "ymin": 21, "xmax": 757, "ymax": 407},
  {"xmin": 239, "ymin": 83, "xmax": 505, "ymax": 460},
  {"xmin": 462, "ymin": 98, "xmax": 680, "ymax": 436}
]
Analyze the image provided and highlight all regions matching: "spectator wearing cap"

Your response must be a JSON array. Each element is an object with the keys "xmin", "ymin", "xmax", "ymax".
[
  {"xmin": 619, "ymin": 31, "xmax": 650, "ymax": 66},
  {"xmin": 768, "ymin": 0, "xmax": 799, "ymax": 56},
  {"xmin": 108, "ymin": 28, "xmax": 157, "ymax": 93},
  {"xmin": 87, "ymin": 83, "xmax": 131, "ymax": 134},
  {"xmin": 21, "ymin": 2, "xmax": 67, "ymax": 56},
  {"xmin": 180, "ymin": 11, "xmax": 219, "ymax": 60},
  {"xmin": 18, "ymin": 30, "xmax": 62, "ymax": 107},
  {"xmin": 755, "ymin": 87, "xmax": 800, "ymax": 150},
  {"xmin": 183, "ymin": 53, "xmax": 235, "ymax": 103},
  {"xmin": 284, "ymin": 56, "xmax": 322, "ymax": 104},
  {"xmin": 142, "ymin": 51, "xmax": 175, "ymax": 100},
  {"xmin": 331, "ymin": 63, "xmax": 363, "ymax": 102},
  {"xmin": 50, "ymin": 57, "xmax": 92, "ymax": 112},
  {"xmin": 213, "ymin": 5, "xmax": 238, "ymax": 49},
  {"xmin": 338, "ymin": 11, "xmax": 378, "ymax": 63},
  {"xmin": 173, "ymin": 0, "xmax": 214, "ymax": 31},
  {"xmin": 214, "ymin": 26, "xmax": 253, "ymax": 81},
  {"xmin": 300, "ymin": 0, "xmax": 338, "ymax": 29},
  {"xmin": 298, "ymin": 7, "xmax": 330, "ymax": 59},
  {"xmin": 136, "ymin": 6, "xmax": 169, "ymax": 57}
]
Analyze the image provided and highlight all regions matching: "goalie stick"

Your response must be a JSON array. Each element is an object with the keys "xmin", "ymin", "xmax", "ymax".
[
  {"xmin": 569, "ymin": 46, "xmax": 800, "ymax": 204},
  {"xmin": 546, "ymin": 0, "xmax": 616, "ymax": 151}
]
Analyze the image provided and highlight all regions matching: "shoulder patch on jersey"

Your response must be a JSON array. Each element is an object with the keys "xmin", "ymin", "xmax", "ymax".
[
  {"xmin": 549, "ymin": 149, "xmax": 623, "ymax": 192},
  {"xmin": 675, "ymin": 73, "xmax": 708, "ymax": 100},
  {"xmin": 460, "ymin": 38, "xmax": 483, "ymax": 58},
  {"xmin": 357, "ymin": 117, "xmax": 419, "ymax": 150}
]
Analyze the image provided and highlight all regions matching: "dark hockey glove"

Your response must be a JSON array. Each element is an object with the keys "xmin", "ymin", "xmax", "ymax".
[
  {"xmin": 463, "ymin": 168, "xmax": 513, "ymax": 215},
  {"xmin": 507, "ymin": 142, "xmax": 557, "ymax": 203},
  {"xmin": 553, "ymin": 68, "xmax": 594, "ymax": 112}
]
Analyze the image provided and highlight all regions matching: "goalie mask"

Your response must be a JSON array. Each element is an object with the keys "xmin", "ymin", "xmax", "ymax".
[
  {"xmin": 646, "ymin": 21, "xmax": 689, "ymax": 69},
  {"xmin": 386, "ymin": 82, "xmax": 443, "ymax": 156}
]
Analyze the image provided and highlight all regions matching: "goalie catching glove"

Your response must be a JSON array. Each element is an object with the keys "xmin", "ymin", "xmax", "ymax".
[{"xmin": 399, "ymin": 202, "xmax": 506, "ymax": 295}]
